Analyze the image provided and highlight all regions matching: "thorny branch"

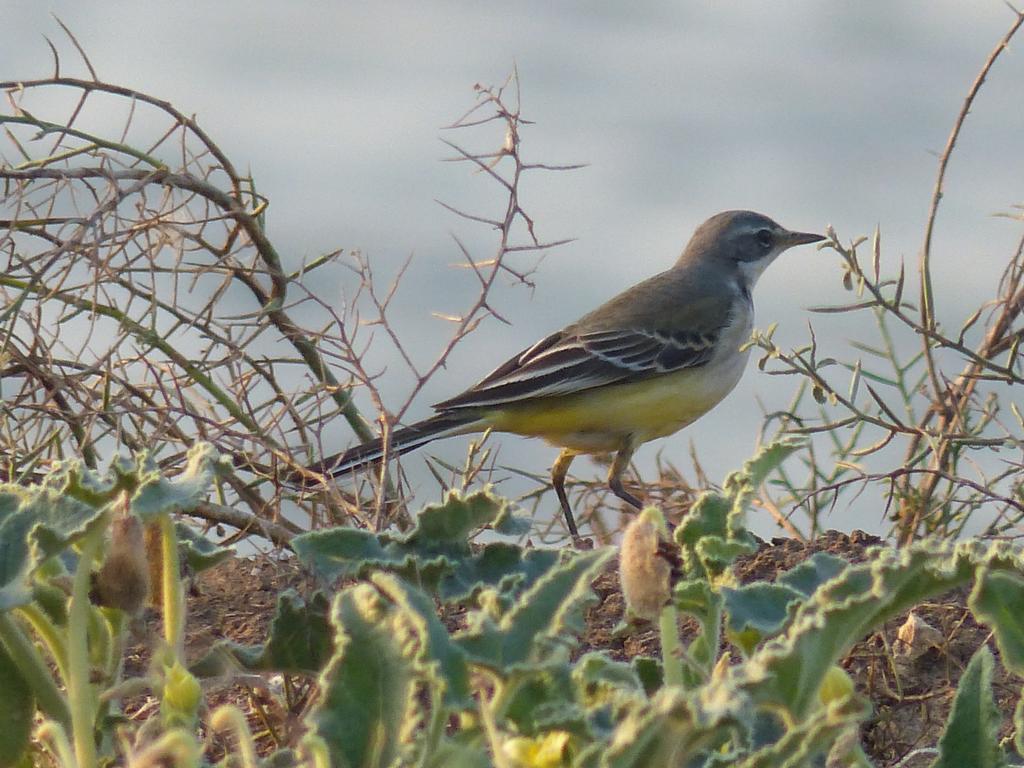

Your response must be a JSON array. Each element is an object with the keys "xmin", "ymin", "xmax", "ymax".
[
  {"xmin": 302, "ymin": 71, "xmax": 581, "ymax": 527},
  {"xmin": 750, "ymin": 17, "xmax": 1024, "ymax": 545},
  {"xmin": 1, "ymin": 41, "xmax": 578, "ymax": 541},
  {"xmin": 904, "ymin": 8, "xmax": 1024, "ymax": 542}
]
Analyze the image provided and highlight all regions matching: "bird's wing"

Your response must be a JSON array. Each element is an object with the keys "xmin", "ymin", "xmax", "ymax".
[{"xmin": 435, "ymin": 289, "xmax": 733, "ymax": 410}]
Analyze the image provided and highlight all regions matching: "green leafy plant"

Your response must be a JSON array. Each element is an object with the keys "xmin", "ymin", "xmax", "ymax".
[
  {"xmin": 0, "ymin": 444, "xmax": 230, "ymax": 767},
  {"xmin": 4, "ymin": 442, "xmax": 1024, "ymax": 766}
]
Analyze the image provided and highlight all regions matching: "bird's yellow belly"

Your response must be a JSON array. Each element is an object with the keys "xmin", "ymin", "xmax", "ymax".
[{"xmin": 484, "ymin": 360, "xmax": 746, "ymax": 453}]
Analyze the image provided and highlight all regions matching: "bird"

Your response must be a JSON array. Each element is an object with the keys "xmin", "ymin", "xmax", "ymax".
[{"xmin": 297, "ymin": 210, "xmax": 823, "ymax": 538}]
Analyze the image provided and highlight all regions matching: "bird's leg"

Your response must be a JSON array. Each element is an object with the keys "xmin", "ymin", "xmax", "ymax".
[
  {"xmin": 608, "ymin": 444, "xmax": 643, "ymax": 509},
  {"xmin": 551, "ymin": 449, "xmax": 580, "ymax": 538}
]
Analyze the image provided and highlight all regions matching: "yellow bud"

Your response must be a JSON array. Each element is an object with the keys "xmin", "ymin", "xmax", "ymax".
[
  {"xmin": 162, "ymin": 661, "xmax": 203, "ymax": 727},
  {"xmin": 818, "ymin": 665, "xmax": 855, "ymax": 706},
  {"xmin": 502, "ymin": 731, "xmax": 570, "ymax": 768}
]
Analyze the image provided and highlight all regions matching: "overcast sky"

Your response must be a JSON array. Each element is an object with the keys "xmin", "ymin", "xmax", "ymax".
[{"xmin": 4, "ymin": 3, "xmax": 1023, "ymax": 538}]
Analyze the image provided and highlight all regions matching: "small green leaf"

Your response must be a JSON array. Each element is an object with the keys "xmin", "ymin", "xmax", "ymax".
[
  {"xmin": 407, "ymin": 489, "xmax": 505, "ymax": 544},
  {"xmin": 722, "ymin": 583, "xmax": 804, "ymax": 655},
  {"xmin": 603, "ymin": 687, "xmax": 742, "ymax": 768},
  {"xmin": 31, "ymin": 581, "xmax": 69, "ymax": 627},
  {"xmin": 572, "ymin": 653, "xmax": 645, "ymax": 732},
  {"xmin": 191, "ymin": 590, "xmax": 332, "ymax": 676},
  {"xmin": 1, "ymin": 446, "xmax": 222, "ymax": 611},
  {"xmin": 672, "ymin": 579, "xmax": 718, "ymax": 625},
  {"xmin": 502, "ymin": 668, "xmax": 583, "ymax": 735},
  {"xmin": 932, "ymin": 647, "xmax": 1005, "ymax": 768},
  {"xmin": 0, "ymin": 488, "xmax": 100, "ymax": 611},
  {"xmin": 632, "ymin": 657, "xmax": 663, "ymax": 697},
  {"xmin": 175, "ymin": 522, "xmax": 233, "ymax": 573},
  {"xmin": 573, "ymin": 653, "xmax": 643, "ymax": 697},
  {"xmin": 675, "ymin": 440, "xmax": 799, "ymax": 580},
  {"xmin": 675, "ymin": 492, "xmax": 732, "ymax": 579},
  {"xmin": 734, "ymin": 695, "xmax": 869, "ymax": 768},
  {"xmin": 492, "ymin": 505, "xmax": 531, "ymax": 536},
  {"xmin": 695, "ymin": 537, "xmax": 758, "ymax": 578}
]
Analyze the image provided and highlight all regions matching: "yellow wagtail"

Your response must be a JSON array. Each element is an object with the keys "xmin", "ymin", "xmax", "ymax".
[{"xmin": 301, "ymin": 210, "xmax": 823, "ymax": 537}]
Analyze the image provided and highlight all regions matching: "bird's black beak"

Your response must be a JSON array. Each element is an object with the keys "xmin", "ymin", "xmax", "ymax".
[{"xmin": 781, "ymin": 230, "xmax": 826, "ymax": 247}]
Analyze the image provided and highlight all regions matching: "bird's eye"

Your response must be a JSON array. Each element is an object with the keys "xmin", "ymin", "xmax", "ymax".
[{"xmin": 755, "ymin": 229, "xmax": 774, "ymax": 249}]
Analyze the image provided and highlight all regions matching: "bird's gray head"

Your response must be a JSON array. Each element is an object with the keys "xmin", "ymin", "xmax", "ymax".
[{"xmin": 678, "ymin": 210, "xmax": 823, "ymax": 290}]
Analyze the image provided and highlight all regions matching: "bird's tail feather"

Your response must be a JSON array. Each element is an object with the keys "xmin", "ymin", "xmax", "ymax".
[{"xmin": 295, "ymin": 412, "xmax": 478, "ymax": 486}]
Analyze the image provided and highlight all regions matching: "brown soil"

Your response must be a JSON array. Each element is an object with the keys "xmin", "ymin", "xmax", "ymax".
[{"xmin": 129, "ymin": 530, "xmax": 1020, "ymax": 766}]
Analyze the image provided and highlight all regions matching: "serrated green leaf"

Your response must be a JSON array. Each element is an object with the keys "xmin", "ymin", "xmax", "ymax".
[
  {"xmin": 291, "ymin": 527, "xmax": 397, "ymax": 582},
  {"xmin": 777, "ymin": 552, "xmax": 849, "ymax": 597},
  {"xmin": 0, "ymin": 491, "xmax": 37, "ymax": 611},
  {"xmin": 733, "ymin": 438, "xmax": 805, "ymax": 491},
  {"xmin": 672, "ymin": 579, "xmax": 725, "ymax": 684},
  {"xmin": 1, "ymin": 447, "xmax": 222, "ymax": 611},
  {"xmin": 0, "ymin": 487, "xmax": 100, "ymax": 611},
  {"xmin": 190, "ymin": 590, "xmax": 332, "ymax": 677},
  {"xmin": 371, "ymin": 572, "xmax": 472, "ymax": 710},
  {"xmin": 735, "ymin": 540, "xmax": 989, "ymax": 719},
  {"xmin": 502, "ymin": 667, "xmax": 583, "ymax": 735},
  {"xmin": 131, "ymin": 443, "xmax": 223, "ymax": 520},
  {"xmin": 734, "ymin": 695, "xmax": 869, "ymax": 768},
  {"xmin": 675, "ymin": 492, "xmax": 731, "ymax": 579},
  {"xmin": 695, "ymin": 536, "xmax": 758, "ymax": 577},
  {"xmin": 0, "ymin": 643, "xmax": 33, "ymax": 768},
  {"xmin": 307, "ymin": 584, "xmax": 417, "ymax": 768},
  {"xmin": 676, "ymin": 492, "xmax": 730, "ymax": 551},
  {"xmin": 574, "ymin": 653, "xmax": 644, "ymax": 697},
  {"xmin": 441, "ymin": 544, "xmax": 559, "ymax": 604},
  {"xmin": 969, "ymin": 570, "xmax": 1024, "ymax": 675},
  {"xmin": 30, "ymin": 581, "xmax": 68, "ymax": 627},
  {"xmin": 492, "ymin": 505, "xmax": 531, "ymax": 536},
  {"xmin": 674, "ymin": 441, "xmax": 797, "ymax": 581},
  {"xmin": 293, "ymin": 489, "xmax": 552, "ymax": 603},
  {"xmin": 572, "ymin": 654, "xmax": 646, "ymax": 738},
  {"xmin": 406, "ymin": 489, "xmax": 506, "ymax": 545},
  {"xmin": 456, "ymin": 548, "xmax": 612, "ymax": 670},
  {"xmin": 932, "ymin": 648, "xmax": 1005, "ymax": 768}
]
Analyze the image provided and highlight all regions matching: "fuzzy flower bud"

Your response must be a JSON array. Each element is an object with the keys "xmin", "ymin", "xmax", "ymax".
[
  {"xmin": 94, "ymin": 512, "xmax": 150, "ymax": 614},
  {"xmin": 619, "ymin": 509, "xmax": 674, "ymax": 621}
]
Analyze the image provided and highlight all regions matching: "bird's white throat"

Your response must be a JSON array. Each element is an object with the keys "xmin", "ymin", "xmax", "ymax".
[{"xmin": 735, "ymin": 251, "xmax": 782, "ymax": 291}]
